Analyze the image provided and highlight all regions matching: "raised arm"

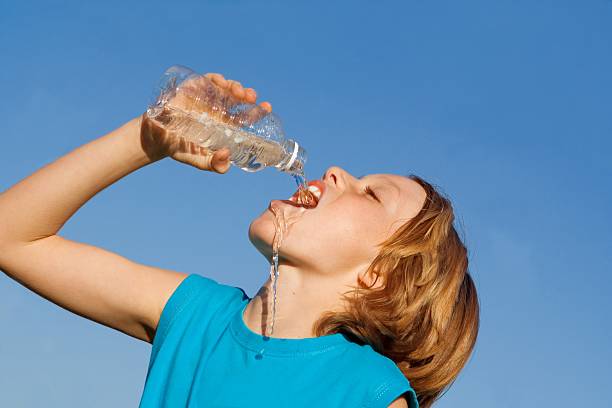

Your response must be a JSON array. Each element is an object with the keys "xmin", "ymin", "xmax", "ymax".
[{"xmin": 0, "ymin": 72, "xmax": 270, "ymax": 343}]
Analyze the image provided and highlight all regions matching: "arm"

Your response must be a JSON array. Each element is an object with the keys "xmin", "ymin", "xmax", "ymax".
[
  {"xmin": 388, "ymin": 396, "xmax": 409, "ymax": 408},
  {"xmin": 0, "ymin": 72, "xmax": 270, "ymax": 343},
  {"xmin": 0, "ymin": 115, "xmax": 186, "ymax": 343}
]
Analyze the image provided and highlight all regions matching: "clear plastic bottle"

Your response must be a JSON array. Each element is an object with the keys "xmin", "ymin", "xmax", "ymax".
[{"xmin": 146, "ymin": 65, "xmax": 307, "ymax": 176}]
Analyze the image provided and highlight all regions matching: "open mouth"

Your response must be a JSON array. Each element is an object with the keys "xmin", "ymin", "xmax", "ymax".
[{"xmin": 287, "ymin": 180, "xmax": 325, "ymax": 208}]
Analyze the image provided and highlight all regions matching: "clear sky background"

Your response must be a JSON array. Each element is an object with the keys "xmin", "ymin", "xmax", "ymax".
[{"xmin": 1, "ymin": 1, "xmax": 610, "ymax": 406}]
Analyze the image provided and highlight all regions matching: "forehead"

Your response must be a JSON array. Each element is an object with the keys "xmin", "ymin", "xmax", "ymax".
[{"xmin": 373, "ymin": 173, "xmax": 427, "ymax": 220}]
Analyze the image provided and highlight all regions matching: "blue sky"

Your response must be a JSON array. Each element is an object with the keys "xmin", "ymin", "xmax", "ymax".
[{"xmin": 1, "ymin": 0, "xmax": 611, "ymax": 406}]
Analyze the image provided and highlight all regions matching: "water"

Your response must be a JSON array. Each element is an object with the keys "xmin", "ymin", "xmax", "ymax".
[
  {"xmin": 268, "ymin": 204, "xmax": 287, "ymax": 337},
  {"xmin": 254, "ymin": 203, "xmax": 290, "ymax": 359},
  {"xmin": 257, "ymin": 178, "xmax": 316, "ymax": 356},
  {"xmin": 292, "ymin": 172, "xmax": 318, "ymax": 208},
  {"xmin": 265, "ymin": 173, "xmax": 318, "ymax": 339},
  {"xmin": 155, "ymin": 102, "xmax": 316, "ymax": 207},
  {"xmin": 148, "ymin": 65, "xmax": 308, "ymax": 175},
  {"xmin": 150, "ymin": 106, "xmax": 303, "ymax": 173}
]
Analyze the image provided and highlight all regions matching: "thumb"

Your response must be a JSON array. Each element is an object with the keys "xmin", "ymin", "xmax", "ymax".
[{"xmin": 211, "ymin": 147, "xmax": 231, "ymax": 174}]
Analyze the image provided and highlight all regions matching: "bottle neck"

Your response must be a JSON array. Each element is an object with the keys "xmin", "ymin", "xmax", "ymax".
[{"xmin": 278, "ymin": 139, "xmax": 307, "ymax": 175}]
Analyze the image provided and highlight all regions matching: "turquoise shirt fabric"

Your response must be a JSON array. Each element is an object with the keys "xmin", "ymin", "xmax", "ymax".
[{"xmin": 139, "ymin": 273, "xmax": 419, "ymax": 408}]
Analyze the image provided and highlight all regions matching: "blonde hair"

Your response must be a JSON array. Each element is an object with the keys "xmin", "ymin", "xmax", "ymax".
[{"xmin": 313, "ymin": 174, "xmax": 480, "ymax": 408}]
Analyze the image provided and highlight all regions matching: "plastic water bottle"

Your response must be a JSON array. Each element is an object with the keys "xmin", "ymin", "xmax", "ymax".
[{"xmin": 146, "ymin": 65, "xmax": 307, "ymax": 176}]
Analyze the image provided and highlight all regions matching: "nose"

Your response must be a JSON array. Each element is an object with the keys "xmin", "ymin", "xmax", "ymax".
[{"xmin": 323, "ymin": 166, "xmax": 356, "ymax": 188}]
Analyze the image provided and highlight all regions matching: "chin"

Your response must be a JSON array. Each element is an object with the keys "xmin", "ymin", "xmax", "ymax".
[{"xmin": 248, "ymin": 212, "xmax": 276, "ymax": 259}]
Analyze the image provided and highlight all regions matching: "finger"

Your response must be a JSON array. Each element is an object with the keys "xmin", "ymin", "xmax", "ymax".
[
  {"xmin": 211, "ymin": 148, "xmax": 231, "ymax": 174},
  {"xmin": 259, "ymin": 101, "xmax": 272, "ymax": 112},
  {"xmin": 240, "ymin": 104, "xmax": 270, "ymax": 125},
  {"xmin": 172, "ymin": 148, "xmax": 213, "ymax": 171},
  {"xmin": 235, "ymin": 100, "xmax": 272, "ymax": 126},
  {"xmin": 204, "ymin": 73, "xmax": 228, "ymax": 88},
  {"xmin": 204, "ymin": 73, "xmax": 226, "ymax": 89},
  {"xmin": 244, "ymin": 88, "xmax": 257, "ymax": 104},
  {"xmin": 228, "ymin": 80, "xmax": 246, "ymax": 100}
]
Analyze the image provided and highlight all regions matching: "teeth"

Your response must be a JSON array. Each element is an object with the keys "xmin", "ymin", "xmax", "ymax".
[
  {"xmin": 288, "ymin": 185, "xmax": 322, "ymax": 204},
  {"xmin": 308, "ymin": 185, "xmax": 321, "ymax": 200}
]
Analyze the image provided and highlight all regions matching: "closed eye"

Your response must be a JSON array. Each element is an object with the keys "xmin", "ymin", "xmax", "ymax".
[{"xmin": 364, "ymin": 185, "xmax": 381, "ymax": 203}]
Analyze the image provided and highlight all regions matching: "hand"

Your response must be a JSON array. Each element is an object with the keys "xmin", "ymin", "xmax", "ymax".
[{"xmin": 139, "ymin": 73, "xmax": 273, "ymax": 174}]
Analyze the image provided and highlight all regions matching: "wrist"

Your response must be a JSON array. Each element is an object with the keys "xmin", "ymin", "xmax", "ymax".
[
  {"xmin": 127, "ymin": 113, "xmax": 168, "ymax": 165},
  {"xmin": 111, "ymin": 114, "xmax": 161, "ymax": 170}
]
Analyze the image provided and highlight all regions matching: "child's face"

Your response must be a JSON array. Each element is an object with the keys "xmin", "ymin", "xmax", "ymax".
[{"xmin": 248, "ymin": 166, "xmax": 427, "ymax": 281}]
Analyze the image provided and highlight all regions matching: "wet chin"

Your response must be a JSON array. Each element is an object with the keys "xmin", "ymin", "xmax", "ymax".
[{"xmin": 248, "ymin": 215, "xmax": 276, "ymax": 258}]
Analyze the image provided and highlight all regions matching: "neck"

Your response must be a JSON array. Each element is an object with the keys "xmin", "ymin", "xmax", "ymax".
[{"xmin": 242, "ymin": 262, "xmax": 351, "ymax": 339}]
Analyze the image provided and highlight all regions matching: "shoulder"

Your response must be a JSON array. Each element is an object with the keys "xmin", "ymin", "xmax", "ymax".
[
  {"xmin": 172, "ymin": 273, "xmax": 248, "ymax": 315},
  {"xmin": 153, "ymin": 273, "xmax": 248, "ymax": 345},
  {"xmin": 168, "ymin": 273, "xmax": 247, "ymax": 307}
]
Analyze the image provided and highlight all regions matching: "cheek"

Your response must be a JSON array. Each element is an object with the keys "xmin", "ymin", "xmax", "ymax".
[
  {"xmin": 280, "ymin": 202, "xmax": 383, "ymax": 267},
  {"xmin": 320, "ymin": 201, "xmax": 384, "ymax": 241}
]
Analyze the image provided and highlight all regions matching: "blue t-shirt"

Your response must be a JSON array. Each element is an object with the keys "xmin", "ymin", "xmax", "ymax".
[{"xmin": 139, "ymin": 274, "xmax": 419, "ymax": 408}]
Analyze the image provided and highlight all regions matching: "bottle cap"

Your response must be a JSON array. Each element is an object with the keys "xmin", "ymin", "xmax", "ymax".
[{"xmin": 284, "ymin": 140, "xmax": 300, "ymax": 173}]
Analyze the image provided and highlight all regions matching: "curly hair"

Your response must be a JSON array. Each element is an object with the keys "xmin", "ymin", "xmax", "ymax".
[{"xmin": 312, "ymin": 174, "xmax": 480, "ymax": 408}]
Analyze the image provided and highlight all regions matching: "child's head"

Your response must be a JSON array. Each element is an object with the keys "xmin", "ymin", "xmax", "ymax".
[{"xmin": 249, "ymin": 166, "xmax": 479, "ymax": 408}]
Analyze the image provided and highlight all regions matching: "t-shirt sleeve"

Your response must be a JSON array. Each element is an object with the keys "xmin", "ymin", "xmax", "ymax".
[
  {"xmin": 362, "ymin": 354, "xmax": 420, "ymax": 408},
  {"xmin": 149, "ymin": 273, "xmax": 248, "ymax": 363},
  {"xmin": 367, "ymin": 379, "xmax": 419, "ymax": 408}
]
